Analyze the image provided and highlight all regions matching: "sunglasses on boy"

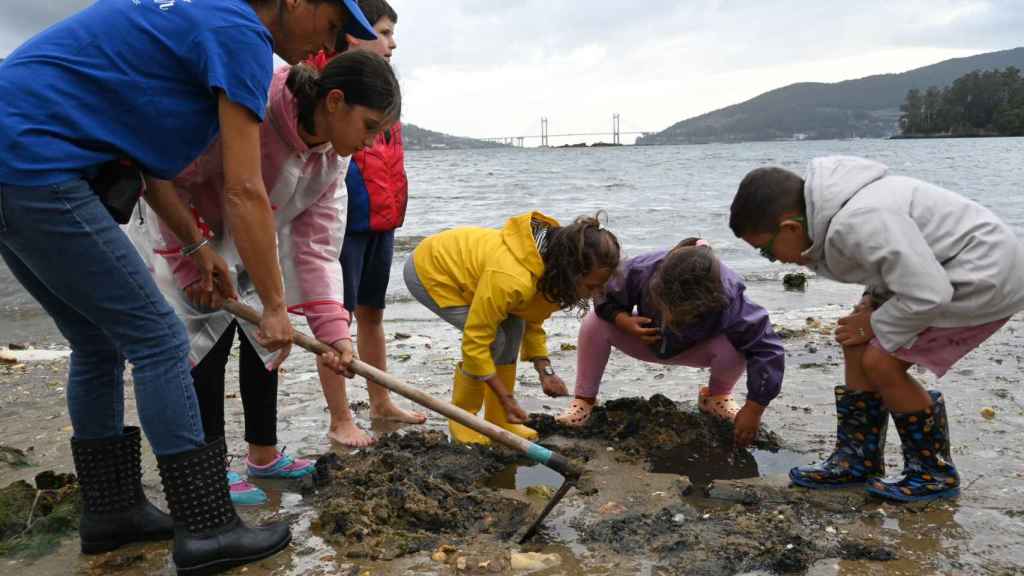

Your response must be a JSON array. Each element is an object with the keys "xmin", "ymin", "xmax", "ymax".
[{"xmin": 759, "ymin": 215, "xmax": 805, "ymax": 262}]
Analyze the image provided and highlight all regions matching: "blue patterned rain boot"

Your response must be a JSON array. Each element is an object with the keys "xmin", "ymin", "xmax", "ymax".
[
  {"xmin": 790, "ymin": 386, "xmax": 889, "ymax": 489},
  {"xmin": 866, "ymin": 390, "xmax": 960, "ymax": 502}
]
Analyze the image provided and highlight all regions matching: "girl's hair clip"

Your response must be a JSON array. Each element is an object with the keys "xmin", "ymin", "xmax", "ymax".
[{"xmin": 695, "ymin": 239, "xmax": 709, "ymax": 247}]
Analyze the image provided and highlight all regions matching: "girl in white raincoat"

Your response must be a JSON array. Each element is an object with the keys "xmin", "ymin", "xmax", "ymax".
[{"xmin": 130, "ymin": 51, "xmax": 401, "ymax": 505}]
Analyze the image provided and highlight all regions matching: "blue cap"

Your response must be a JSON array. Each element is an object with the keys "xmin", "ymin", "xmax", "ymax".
[{"xmin": 342, "ymin": 0, "xmax": 378, "ymax": 41}]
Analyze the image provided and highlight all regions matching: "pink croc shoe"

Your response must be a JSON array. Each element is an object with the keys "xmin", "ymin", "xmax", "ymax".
[
  {"xmin": 555, "ymin": 398, "xmax": 595, "ymax": 428},
  {"xmin": 698, "ymin": 386, "xmax": 740, "ymax": 421}
]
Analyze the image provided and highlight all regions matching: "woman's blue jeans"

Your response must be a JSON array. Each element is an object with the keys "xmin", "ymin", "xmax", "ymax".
[{"xmin": 0, "ymin": 179, "xmax": 204, "ymax": 455}]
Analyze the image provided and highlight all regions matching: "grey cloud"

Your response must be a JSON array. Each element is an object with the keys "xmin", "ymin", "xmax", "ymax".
[
  {"xmin": 3, "ymin": 0, "xmax": 1020, "ymax": 64},
  {"xmin": 392, "ymin": 0, "xmax": 1022, "ymax": 74}
]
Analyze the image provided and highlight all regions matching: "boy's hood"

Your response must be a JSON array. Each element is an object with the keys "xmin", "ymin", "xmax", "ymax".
[
  {"xmin": 802, "ymin": 156, "xmax": 888, "ymax": 263},
  {"xmin": 501, "ymin": 212, "xmax": 560, "ymax": 275}
]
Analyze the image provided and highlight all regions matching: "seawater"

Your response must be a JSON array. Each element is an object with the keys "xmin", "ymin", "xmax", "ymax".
[{"xmin": 3, "ymin": 138, "xmax": 1024, "ymax": 344}]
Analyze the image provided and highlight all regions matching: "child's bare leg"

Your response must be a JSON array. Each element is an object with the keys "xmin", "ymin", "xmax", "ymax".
[
  {"xmin": 841, "ymin": 343, "xmax": 878, "ymax": 392},
  {"xmin": 356, "ymin": 306, "xmax": 426, "ymax": 424},
  {"xmin": 861, "ymin": 345, "xmax": 931, "ymax": 412},
  {"xmin": 318, "ymin": 362, "xmax": 375, "ymax": 447}
]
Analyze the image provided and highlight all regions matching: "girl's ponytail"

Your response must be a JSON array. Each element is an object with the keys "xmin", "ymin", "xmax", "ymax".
[{"xmin": 286, "ymin": 63, "xmax": 322, "ymax": 134}]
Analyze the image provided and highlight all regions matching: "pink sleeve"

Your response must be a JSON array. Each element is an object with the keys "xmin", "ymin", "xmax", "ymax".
[
  {"xmin": 152, "ymin": 153, "xmax": 219, "ymax": 290},
  {"xmin": 304, "ymin": 302, "xmax": 351, "ymax": 344},
  {"xmin": 165, "ymin": 250, "xmax": 202, "ymax": 290},
  {"xmin": 289, "ymin": 171, "xmax": 347, "ymax": 308},
  {"xmin": 154, "ymin": 206, "xmax": 214, "ymax": 290}
]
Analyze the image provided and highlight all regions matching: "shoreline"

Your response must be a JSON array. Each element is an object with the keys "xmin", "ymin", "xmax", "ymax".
[
  {"xmin": 888, "ymin": 132, "xmax": 1017, "ymax": 140},
  {"xmin": 2, "ymin": 305, "xmax": 1023, "ymax": 575}
]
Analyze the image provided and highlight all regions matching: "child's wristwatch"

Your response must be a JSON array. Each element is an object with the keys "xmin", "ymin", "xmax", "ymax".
[{"xmin": 540, "ymin": 365, "xmax": 555, "ymax": 377}]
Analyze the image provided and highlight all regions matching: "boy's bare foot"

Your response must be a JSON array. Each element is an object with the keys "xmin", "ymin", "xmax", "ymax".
[
  {"xmin": 328, "ymin": 420, "xmax": 376, "ymax": 448},
  {"xmin": 370, "ymin": 401, "xmax": 427, "ymax": 424}
]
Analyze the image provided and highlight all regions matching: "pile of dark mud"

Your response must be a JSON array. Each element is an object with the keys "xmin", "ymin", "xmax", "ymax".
[
  {"xmin": 313, "ymin": 430, "xmax": 532, "ymax": 560},
  {"xmin": 579, "ymin": 499, "xmax": 894, "ymax": 576},
  {"xmin": 311, "ymin": 398, "xmax": 897, "ymax": 574},
  {"xmin": 0, "ymin": 471, "xmax": 80, "ymax": 557},
  {"xmin": 529, "ymin": 395, "xmax": 897, "ymax": 575},
  {"xmin": 529, "ymin": 393, "xmax": 782, "ymax": 464}
]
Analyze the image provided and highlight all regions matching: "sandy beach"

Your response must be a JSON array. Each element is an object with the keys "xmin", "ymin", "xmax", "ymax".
[{"xmin": 2, "ymin": 298, "xmax": 1023, "ymax": 575}]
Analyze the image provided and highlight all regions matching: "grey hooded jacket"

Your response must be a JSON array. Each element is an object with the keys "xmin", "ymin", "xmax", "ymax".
[{"xmin": 801, "ymin": 156, "xmax": 1024, "ymax": 352}]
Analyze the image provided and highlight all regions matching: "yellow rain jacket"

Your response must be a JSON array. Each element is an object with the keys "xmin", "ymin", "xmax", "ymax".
[{"xmin": 413, "ymin": 212, "xmax": 562, "ymax": 378}]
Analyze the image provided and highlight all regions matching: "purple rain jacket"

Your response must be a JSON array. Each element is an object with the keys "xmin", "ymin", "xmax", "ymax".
[{"xmin": 593, "ymin": 250, "xmax": 785, "ymax": 406}]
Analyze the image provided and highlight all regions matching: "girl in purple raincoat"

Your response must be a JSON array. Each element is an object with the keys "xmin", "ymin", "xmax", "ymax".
[{"xmin": 556, "ymin": 238, "xmax": 785, "ymax": 447}]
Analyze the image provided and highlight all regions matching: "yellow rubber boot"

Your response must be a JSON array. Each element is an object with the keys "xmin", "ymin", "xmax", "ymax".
[
  {"xmin": 484, "ymin": 364, "xmax": 539, "ymax": 441},
  {"xmin": 449, "ymin": 365, "xmax": 490, "ymax": 445}
]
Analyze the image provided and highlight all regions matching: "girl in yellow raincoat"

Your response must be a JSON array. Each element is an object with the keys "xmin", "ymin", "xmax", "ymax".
[{"xmin": 404, "ymin": 212, "xmax": 621, "ymax": 443}]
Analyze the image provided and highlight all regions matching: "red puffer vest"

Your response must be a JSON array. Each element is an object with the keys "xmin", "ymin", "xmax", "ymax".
[{"xmin": 345, "ymin": 122, "xmax": 408, "ymax": 233}]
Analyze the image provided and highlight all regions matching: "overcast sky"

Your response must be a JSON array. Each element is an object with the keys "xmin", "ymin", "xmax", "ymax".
[{"xmin": 2, "ymin": 1, "xmax": 1022, "ymax": 144}]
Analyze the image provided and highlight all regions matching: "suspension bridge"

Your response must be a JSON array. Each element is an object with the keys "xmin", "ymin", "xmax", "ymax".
[{"xmin": 482, "ymin": 114, "xmax": 652, "ymax": 147}]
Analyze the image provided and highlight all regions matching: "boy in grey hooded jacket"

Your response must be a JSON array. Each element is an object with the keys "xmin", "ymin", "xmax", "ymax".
[{"xmin": 729, "ymin": 155, "xmax": 1024, "ymax": 502}]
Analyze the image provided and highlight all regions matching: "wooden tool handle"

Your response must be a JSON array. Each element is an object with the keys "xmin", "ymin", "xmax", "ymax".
[{"xmin": 221, "ymin": 300, "xmax": 581, "ymax": 479}]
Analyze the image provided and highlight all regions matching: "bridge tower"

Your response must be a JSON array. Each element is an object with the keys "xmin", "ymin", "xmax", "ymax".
[
  {"xmin": 612, "ymin": 113, "xmax": 621, "ymax": 145},
  {"xmin": 540, "ymin": 117, "xmax": 549, "ymax": 147}
]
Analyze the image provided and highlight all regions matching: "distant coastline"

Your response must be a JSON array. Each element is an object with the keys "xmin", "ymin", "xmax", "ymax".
[
  {"xmin": 637, "ymin": 47, "xmax": 1024, "ymax": 146},
  {"xmin": 889, "ymin": 133, "xmax": 1012, "ymax": 140},
  {"xmin": 403, "ymin": 123, "xmax": 510, "ymax": 151}
]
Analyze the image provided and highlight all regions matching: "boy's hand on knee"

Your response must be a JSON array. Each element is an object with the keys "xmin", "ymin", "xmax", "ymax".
[
  {"xmin": 734, "ymin": 401, "xmax": 765, "ymax": 448},
  {"xmin": 836, "ymin": 310, "xmax": 874, "ymax": 346}
]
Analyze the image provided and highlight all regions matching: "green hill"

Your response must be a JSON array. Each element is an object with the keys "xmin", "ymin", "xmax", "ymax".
[
  {"xmin": 637, "ymin": 47, "xmax": 1024, "ymax": 145},
  {"xmin": 402, "ymin": 123, "xmax": 509, "ymax": 150}
]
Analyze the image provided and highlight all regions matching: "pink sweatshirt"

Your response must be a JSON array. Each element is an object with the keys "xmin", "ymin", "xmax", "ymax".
[{"xmin": 154, "ymin": 66, "xmax": 351, "ymax": 347}]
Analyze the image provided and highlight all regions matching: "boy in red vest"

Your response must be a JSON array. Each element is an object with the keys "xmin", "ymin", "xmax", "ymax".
[{"xmin": 319, "ymin": 0, "xmax": 426, "ymax": 446}]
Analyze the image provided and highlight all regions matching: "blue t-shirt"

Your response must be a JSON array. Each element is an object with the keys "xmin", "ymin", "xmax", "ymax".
[{"xmin": 0, "ymin": 0, "xmax": 273, "ymax": 186}]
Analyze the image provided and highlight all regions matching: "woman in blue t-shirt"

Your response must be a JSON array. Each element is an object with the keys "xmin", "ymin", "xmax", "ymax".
[{"xmin": 0, "ymin": 1, "xmax": 377, "ymax": 574}]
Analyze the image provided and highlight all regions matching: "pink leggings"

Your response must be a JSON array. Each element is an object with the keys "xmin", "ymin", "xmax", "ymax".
[{"xmin": 574, "ymin": 310, "xmax": 746, "ymax": 399}]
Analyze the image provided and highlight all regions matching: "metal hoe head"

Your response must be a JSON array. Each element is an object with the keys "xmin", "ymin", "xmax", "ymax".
[{"xmin": 518, "ymin": 474, "xmax": 578, "ymax": 543}]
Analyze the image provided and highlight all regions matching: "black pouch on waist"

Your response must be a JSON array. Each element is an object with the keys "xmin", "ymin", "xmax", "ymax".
[{"xmin": 87, "ymin": 159, "xmax": 145, "ymax": 224}]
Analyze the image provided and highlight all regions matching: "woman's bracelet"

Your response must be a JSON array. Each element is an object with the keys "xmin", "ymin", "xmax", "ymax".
[{"xmin": 180, "ymin": 238, "xmax": 210, "ymax": 257}]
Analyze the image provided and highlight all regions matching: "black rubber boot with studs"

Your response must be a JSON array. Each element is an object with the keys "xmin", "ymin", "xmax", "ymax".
[
  {"xmin": 157, "ymin": 437, "xmax": 291, "ymax": 576},
  {"xmin": 71, "ymin": 426, "xmax": 174, "ymax": 554}
]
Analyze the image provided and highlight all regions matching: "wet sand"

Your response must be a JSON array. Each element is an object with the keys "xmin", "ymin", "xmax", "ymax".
[{"xmin": 2, "ymin": 303, "xmax": 1024, "ymax": 575}]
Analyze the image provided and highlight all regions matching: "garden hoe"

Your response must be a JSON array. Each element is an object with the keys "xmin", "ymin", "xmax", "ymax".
[{"xmin": 223, "ymin": 300, "xmax": 581, "ymax": 542}]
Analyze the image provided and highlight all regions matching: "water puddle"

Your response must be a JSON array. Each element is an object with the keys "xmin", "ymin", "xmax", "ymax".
[
  {"xmin": 648, "ymin": 446, "xmax": 805, "ymax": 487},
  {"xmin": 484, "ymin": 462, "xmax": 565, "ymax": 491}
]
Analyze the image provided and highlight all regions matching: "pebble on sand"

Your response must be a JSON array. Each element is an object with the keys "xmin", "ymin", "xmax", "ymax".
[
  {"xmin": 509, "ymin": 552, "xmax": 560, "ymax": 571},
  {"xmin": 432, "ymin": 544, "xmax": 457, "ymax": 563},
  {"xmin": 980, "ymin": 407, "xmax": 996, "ymax": 420},
  {"xmin": 1, "ymin": 347, "xmax": 71, "ymax": 363},
  {"xmin": 525, "ymin": 485, "xmax": 554, "ymax": 499},
  {"xmin": 598, "ymin": 501, "xmax": 627, "ymax": 515}
]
